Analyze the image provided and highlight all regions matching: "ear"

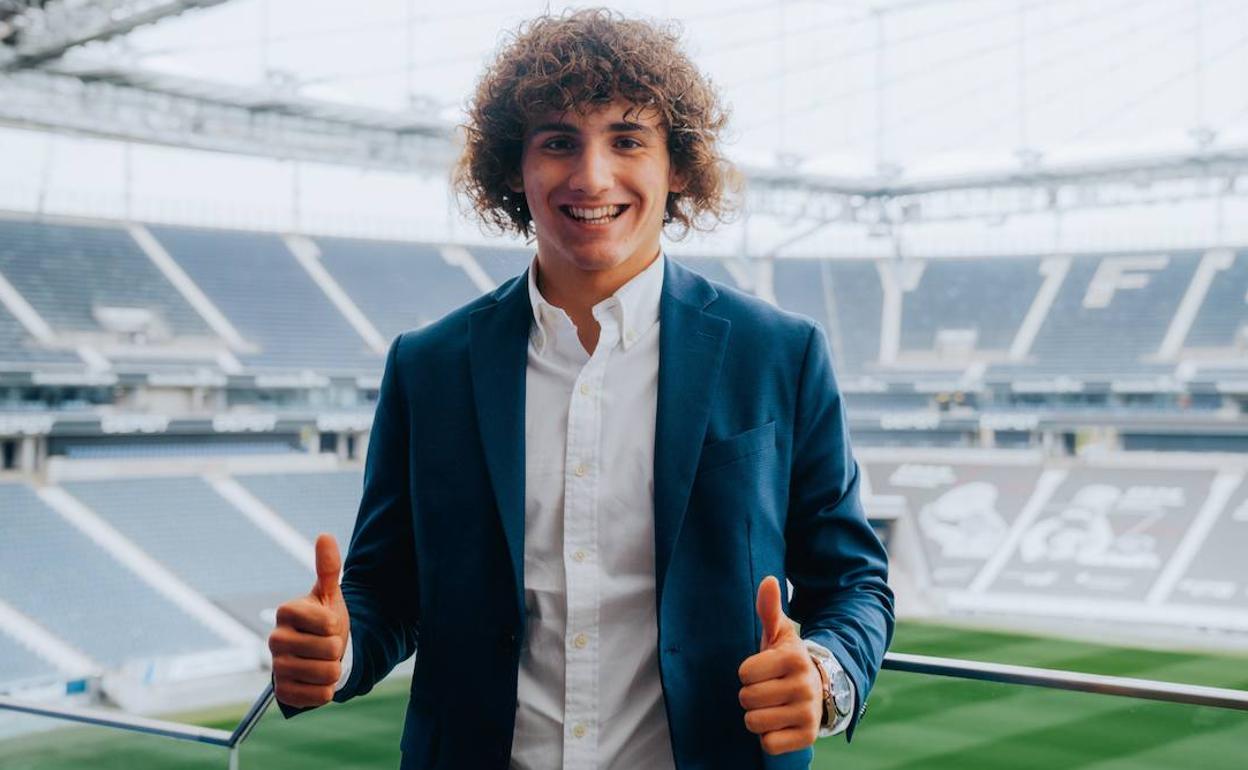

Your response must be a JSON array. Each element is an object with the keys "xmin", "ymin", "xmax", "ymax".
[
  {"xmin": 506, "ymin": 168, "xmax": 524, "ymax": 194},
  {"xmin": 668, "ymin": 166, "xmax": 688, "ymax": 194}
]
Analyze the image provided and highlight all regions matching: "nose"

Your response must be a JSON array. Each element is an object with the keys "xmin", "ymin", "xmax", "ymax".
[{"xmin": 569, "ymin": 142, "xmax": 613, "ymax": 196}]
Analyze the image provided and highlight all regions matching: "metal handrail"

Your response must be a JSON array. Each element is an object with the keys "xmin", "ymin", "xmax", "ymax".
[
  {"xmin": 0, "ymin": 695, "xmax": 234, "ymax": 746},
  {"xmin": 883, "ymin": 652, "xmax": 1248, "ymax": 711},
  {"xmin": 1, "ymin": 653, "xmax": 1246, "ymax": 757}
]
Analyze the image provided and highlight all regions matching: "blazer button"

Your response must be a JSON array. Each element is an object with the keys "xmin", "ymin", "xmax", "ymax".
[{"xmin": 499, "ymin": 631, "xmax": 517, "ymax": 650}]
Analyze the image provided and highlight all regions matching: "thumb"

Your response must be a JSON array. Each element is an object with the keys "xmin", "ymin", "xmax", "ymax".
[
  {"xmin": 312, "ymin": 533, "xmax": 342, "ymax": 605},
  {"xmin": 755, "ymin": 576, "xmax": 795, "ymax": 650}
]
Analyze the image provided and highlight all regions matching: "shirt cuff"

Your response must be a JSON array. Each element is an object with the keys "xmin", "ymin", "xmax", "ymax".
[
  {"xmin": 334, "ymin": 633, "xmax": 354, "ymax": 693},
  {"xmin": 802, "ymin": 638, "xmax": 856, "ymax": 738}
]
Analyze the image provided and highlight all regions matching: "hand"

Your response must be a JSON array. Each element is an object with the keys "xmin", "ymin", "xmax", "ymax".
[
  {"xmin": 269, "ymin": 534, "xmax": 351, "ymax": 708},
  {"xmin": 738, "ymin": 576, "xmax": 824, "ymax": 755}
]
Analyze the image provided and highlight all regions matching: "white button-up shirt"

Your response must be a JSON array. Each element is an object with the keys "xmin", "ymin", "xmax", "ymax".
[{"xmin": 511, "ymin": 251, "xmax": 672, "ymax": 770}]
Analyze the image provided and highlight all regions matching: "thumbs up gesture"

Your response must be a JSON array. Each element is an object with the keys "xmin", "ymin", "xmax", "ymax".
[
  {"xmin": 269, "ymin": 534, "xmax": 351, "ymax": 708},
  {"xmin": 737, "ymin": 576, "xmax": 825, "ymax": 755}
]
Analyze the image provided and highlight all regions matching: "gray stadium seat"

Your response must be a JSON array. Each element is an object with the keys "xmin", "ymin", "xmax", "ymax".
[
  {"xmin": 314, "ymin": 235, "xmax": 482, "ymax": 339},
  {"xmin": 147, "ymin": 225, "xmax": 381, "ymax": 373},
  {"xmin": 0, "ymin": 219, "xmax": 209, "ymax": 336},
  {"xmin": 62, "ymin": 476, "xmax": 312, "ymax": 605},
  {"xmin": 0, "ymin": 631, "xmax": 59, "ymax": 691},
  {"xmin": 233, "ymin": 470, "xmax": 363, "ymax": 555},
  {"xmin": 0, "ymin": 483, "xmax": 230, "ymax": 668}
]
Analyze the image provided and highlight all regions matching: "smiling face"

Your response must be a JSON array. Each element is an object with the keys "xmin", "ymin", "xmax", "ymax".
[{"xmin": 509, "ymin": 98, "xmax": 685, "ymax": 288}]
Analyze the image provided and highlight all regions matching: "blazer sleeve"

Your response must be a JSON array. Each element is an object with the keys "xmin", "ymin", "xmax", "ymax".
[
  {"xmin": 784, "ymin": 322, "xmax": 895, "ymax": 741},
  {"xmin": 278, "ymin": 334, "xmax": 420, "ymax": 718}
]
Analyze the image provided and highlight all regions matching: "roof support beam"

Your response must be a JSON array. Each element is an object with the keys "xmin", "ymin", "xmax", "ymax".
[{"xmin": 0, "ymin": 0, "xmax": 229, "ymax": 71}]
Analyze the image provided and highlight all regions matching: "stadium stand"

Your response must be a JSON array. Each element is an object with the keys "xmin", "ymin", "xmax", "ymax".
[
  {"xmin": 866, "ymin": 458, "xmax": 1054, "ymax": 590},
  {"xmin": 853, "ymin": 427, "xmax": 969, "ymax": 448},
  {"xmin": 989, "ymin": 252, "xmax": 1199, "ymax": 379},
  {"xmin": 862, "ymin": 452, "xmax": 1248, "ymax": 629},
  {"xmin": 676, "ymin": 255, "xmax": 738, "ymax": 289},
  {"xmin": 1121, "ymin": 434, "xmax": 1248, "ymax": 453},
  {"xmin": 0, "ymin": 303, "xmax": 80, "ymax": 368},
  {"xmin": 103, "ymin": 358, "xmax": 221, "ymax": 375},
  {"xmin": 0, "ymin": 219, "xmax": 209, "ymax": 337},
  {"xmin": 146, "ymin": 225, "xmax": 381, "ymax": 373},
  {"xmin": 772, "ymin": 258, "xmax": 833, "ymax": 333},
  {"xmin": 61, "ymin": 476, "xmax": 312, "ymax": 607},
  {"xmin": 821, "ymin": 260, "xmax": 884, "ymax": 376},
  {"xmin": 1185, "ymin": 249, "xmax": 1248, "ymax": 351},
  {"xmin": 980, "ymin": 464, "xmax": 1218, "ymax": 599},
  {"xmin": 0, "ymin": 631, "xmax": 57, "ymax": 691},
  {"xmin": 233, "ymin": 470, "xmax": 363, "ymax": 553},
  {"xmin": 57, "ymin": 437, "xmax": 301, "ymax": 459},
  {"xmin": 898, "ymin": 256, "xmax": 1042, "ymax": 356},
  {"xmin": 1, "ymin": 213, "xmax": 1244, "ymax": 392},
  {"xmin": 1171, "ymin": 474, "xmax": 1248, "ymax": 612},
  {"xmin": 839, "ymin": 391, "xmax": 932, "ymax": 410},
  {"xmin": 314, "ymin": 236, "xmax": 481, "ymax": 340},
  {"xmin": 0, "ymin": 483, "xmax": 231, "ymax": 667},
  {"xmin": 469, "ymin": 245, "xmax": 533, "ymax": 284}
]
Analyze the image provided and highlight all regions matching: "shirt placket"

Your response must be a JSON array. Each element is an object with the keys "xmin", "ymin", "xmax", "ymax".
[{"xmin": 560, "ymin": 308, "xmax": 619, "ymax": 769}]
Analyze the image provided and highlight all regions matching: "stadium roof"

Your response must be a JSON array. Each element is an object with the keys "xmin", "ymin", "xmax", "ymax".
[
  {"xmin": 6, "ymin": 1, "xmax": 1246, "ymax": 176},
  {"xmin": 2, "ymin": 0, "xmax": 1246, "ymax": 250}
]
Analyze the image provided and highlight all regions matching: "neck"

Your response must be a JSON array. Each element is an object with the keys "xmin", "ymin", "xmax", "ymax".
[{"xmin": 534, "ymin": 247, "xmax": 660, "ymax": 322}]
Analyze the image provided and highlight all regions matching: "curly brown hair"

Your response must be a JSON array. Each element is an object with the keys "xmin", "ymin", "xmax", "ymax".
[{"xmin": 453, "ymin": 7, "xmax": 738, "ymax": 239}]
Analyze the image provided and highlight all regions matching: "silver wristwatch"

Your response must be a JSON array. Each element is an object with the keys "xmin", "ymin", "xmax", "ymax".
[{"xmin": 809, "ymin": 649, "xmax": 853, "ymax": 725}]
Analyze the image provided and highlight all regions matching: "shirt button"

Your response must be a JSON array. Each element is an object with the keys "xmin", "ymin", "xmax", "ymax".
[
  {"xmin": 572, "ymin": 549, "xmax": 587, "ymax": 563},
  {"xmin": 572, "ymin": 633, "xmax": 588, "ymax": 649},
  {"xmin": 574, "ymin": 463, "xmax": 587, "ymax": 477},
  {"xmin": 579, "ymin": 382, "xmax": 590, "ymax": 396},
  {"xmin": 572, "ymin": 723, "xmax": 587, "ymax": 739},
  {"xmin": 625, "ymin": 330, "xmax": 636, "ymax": 344}
]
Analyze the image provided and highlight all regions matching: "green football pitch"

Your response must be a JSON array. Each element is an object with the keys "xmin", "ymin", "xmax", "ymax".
[{"xmin": 3, "ymin": 621, "xmax": 1246, "ymax": 769}]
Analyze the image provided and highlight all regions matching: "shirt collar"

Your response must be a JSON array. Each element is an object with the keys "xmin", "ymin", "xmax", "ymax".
[{"xmin": 527, "ymin": 251, "xmax": 665, "ymax": 355}]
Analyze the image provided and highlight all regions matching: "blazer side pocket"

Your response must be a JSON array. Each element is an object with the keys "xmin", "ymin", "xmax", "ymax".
[{"xmin": 696, "ymin": 421, "xmax": 776, "ymax": 475}]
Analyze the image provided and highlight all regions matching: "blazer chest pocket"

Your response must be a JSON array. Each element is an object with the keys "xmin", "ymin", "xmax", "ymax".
[{"xmin": 696, "ymin": 421, "xmax": 775, "ymax": 475}]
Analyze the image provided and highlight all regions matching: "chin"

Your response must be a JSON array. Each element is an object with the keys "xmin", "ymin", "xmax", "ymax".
[
  {"xmin": 547, "ymin": 241, "xmax": 628, "ymax": 272},
  {"xmin": 574, "ymin": 252, "xmax": 632, "ymax": 272}
]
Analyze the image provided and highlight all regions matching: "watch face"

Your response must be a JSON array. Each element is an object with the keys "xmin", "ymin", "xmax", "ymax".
[{"xmin": 832, "ymin": 669, "xmax": 852, "ymax": 716}]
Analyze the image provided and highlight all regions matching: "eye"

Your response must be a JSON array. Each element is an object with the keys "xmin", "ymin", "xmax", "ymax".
[
  {"xmin": 616, "ymin": 137, "xmax": 643, "ymax": 149},
  {"xmin": 541, "ymin": 137, "xmax": 574, "ymax": 151}
]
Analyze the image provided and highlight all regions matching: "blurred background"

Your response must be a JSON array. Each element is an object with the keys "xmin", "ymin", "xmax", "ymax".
[{"xmin": 1, "ymin": 1, "xmax": 1246, "ymax": 768}]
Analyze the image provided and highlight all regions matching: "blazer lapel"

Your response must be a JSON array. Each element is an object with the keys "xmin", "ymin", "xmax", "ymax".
[
  {"xmin": 469, "ymin": 273, "xmax": 531, "ymax": 622},
  {"xmin": 653, "ymin": 259, "xmax": 730, "ymax": 607}
]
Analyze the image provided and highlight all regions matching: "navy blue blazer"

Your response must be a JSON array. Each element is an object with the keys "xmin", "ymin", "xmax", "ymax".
[{"xmin": 279, "ymin": 258, "xmax": 894, "ymax": 769}]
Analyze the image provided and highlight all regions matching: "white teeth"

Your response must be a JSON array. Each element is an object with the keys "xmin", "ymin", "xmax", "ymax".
[{"xmin": 568, "ymin": 205, "xmax": 624, "ymax": 222}]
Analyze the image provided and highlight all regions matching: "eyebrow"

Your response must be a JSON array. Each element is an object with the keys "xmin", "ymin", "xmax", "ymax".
[{"xmin": 529, "ymin": 120, "xmax": 656, "ymax": 136}]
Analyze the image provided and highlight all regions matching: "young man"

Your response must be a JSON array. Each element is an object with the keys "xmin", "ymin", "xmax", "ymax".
[{"xmin": 268, "ymin": 9, "xmax": 893, "ymax": 769}]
